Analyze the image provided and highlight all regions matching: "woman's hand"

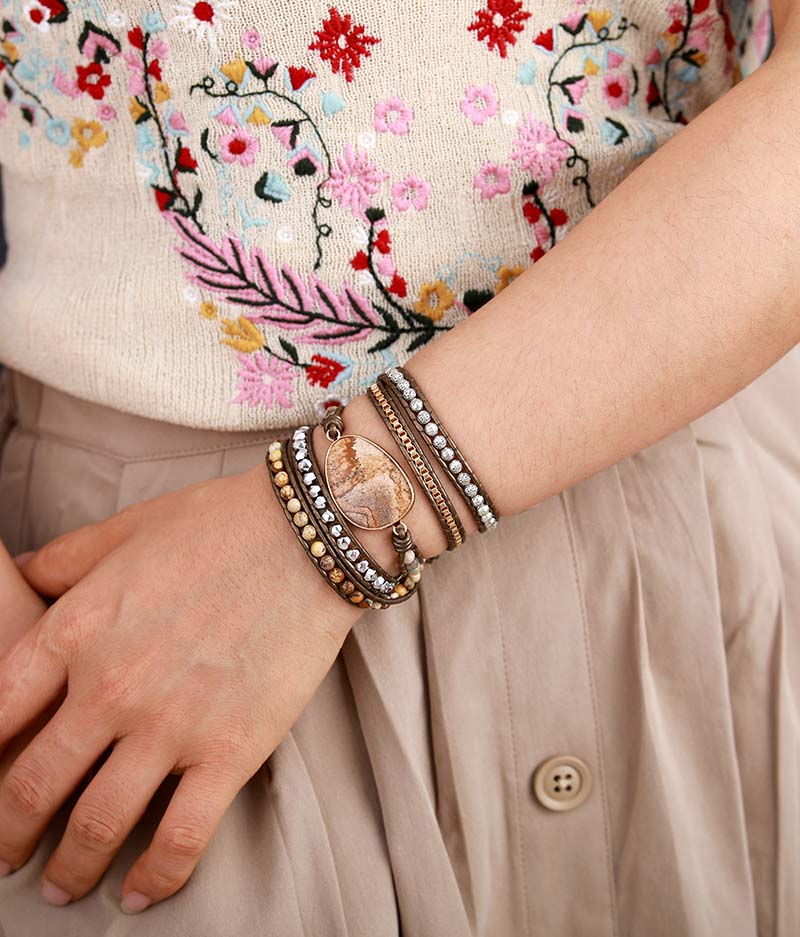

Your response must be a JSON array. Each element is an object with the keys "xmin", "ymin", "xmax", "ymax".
[{"xmin": 0, "ymin": 462, "xmax": 362, "ymax": 913}]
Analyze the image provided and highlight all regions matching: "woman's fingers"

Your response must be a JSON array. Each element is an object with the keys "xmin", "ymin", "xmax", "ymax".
[
  {"xmin": 120, "ymin": 764, "xmax": 246, "ymax": 913},
  {"xmin": 0, "ymin": 616, "xmax": 67, "ymax": 751},
  {"xmin": 16, "ymin": 510, "xmax": 135, "ymax": 598},
  {"xmin": 0, "ymin": 699, "xmax": 111, "ymax": 874},
  {"xmin": 39, "ymin": 736, "xmax": 173, "ymax": 905}
]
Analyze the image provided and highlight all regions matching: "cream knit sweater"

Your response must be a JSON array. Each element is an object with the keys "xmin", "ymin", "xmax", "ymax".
[{"xmin": 0, "ymin": 0, "xmax": 771, "ymax": 429}]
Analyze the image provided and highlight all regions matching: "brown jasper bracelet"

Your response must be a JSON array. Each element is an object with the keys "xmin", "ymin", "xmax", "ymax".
[
  {"xmin": 367, "ymin": 380, "xmax": 465, "ymax": 551},
  {"xmin": 288, "ymin": 425, "xmax": 424, "ymax": 605},
  {"xmin": 377, "ymin": 368, "xmax": 498, "ymax": 532}
]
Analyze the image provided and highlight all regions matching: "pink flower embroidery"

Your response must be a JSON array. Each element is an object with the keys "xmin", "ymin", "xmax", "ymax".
[
  {"xmin": 509, "ymin": 116, "xmax": 570, "ymax": 184},
  {"xmin": 220, "ymin": 129, "xmax": 260, "ymax": 165},
  {"xmin": 473, "ymin": 161, "xmax": 511, "ymax": 200},
  {"xmin": 96, "ymin": 102, "xmax": 118, "ymax": 121},
  {"xmin": 242, "ymin": 28, "xmax": 261, "ymax": 49},
  {"xmin": 459, "ymin": 84, "xmax": 499, "ymax": 125},
  {"xmin": 373, "ymin": 97, "xmax": 413, "ymax": 135},
  {"xmin": 602, "ymin": 72, "xmax": 630, "ymax": 109},
  {"xmin": 323, "ymin": 144, "xmax": 388, "ymax": 219},
  {"xmin": 391, "ymin": 174, "xmax": 432, "ymax": 212},
  {"xmin": 233, "ymin": 352, "xmax": 295, "ymax": 408}
]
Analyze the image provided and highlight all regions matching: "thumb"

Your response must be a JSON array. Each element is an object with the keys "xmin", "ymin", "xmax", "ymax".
[{"xmin": 16, "ymin": 511, "xmax": 134, "ymax": 598}]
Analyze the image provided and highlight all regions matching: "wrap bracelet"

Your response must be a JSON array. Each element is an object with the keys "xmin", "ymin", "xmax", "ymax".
[
  {"xmin": 378, "ymin": 367, "xmax": 498, "ymax": 531},
  {"xmin": 367, "ymin": 380, "xmax": 465, "ymax": 551},
  {"xmin": 287, "ymin": 425, "xmax": 425, "ymax": 604}
]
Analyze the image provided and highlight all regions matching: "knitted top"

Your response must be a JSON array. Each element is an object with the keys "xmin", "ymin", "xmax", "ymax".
[{"xmin": 0, "ymin": 0, "xmax": 772, "ymax": 430}]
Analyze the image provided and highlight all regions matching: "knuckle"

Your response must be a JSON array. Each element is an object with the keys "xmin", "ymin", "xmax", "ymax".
[
  {"xmin": 70, "ymin": 803, "xmax": 125, "ymax": 851},
  {"xmin": 159, "ymin": 824, "xmax": 210, "ymax": 861},
  {"xmin": 43, "ymin": 602, "xmax": 90, "ymax": 660},
  {"xmin": 3, "ymin": 762, "xmax": 55, "ymax": 820}
]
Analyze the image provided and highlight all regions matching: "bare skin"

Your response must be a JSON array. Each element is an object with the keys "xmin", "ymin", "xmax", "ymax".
[{"xmin": 1, "ymin": 0, "xmax": 799, "ymax": 914}]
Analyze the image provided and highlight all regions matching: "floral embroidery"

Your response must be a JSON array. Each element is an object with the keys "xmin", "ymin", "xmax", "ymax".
[
  {"xmin": 468, "ymin": 0, "xmax": 531, "ymax": 58},
  {"xmin": 413, "ymin": 281, "xmax": 456, "ymax": 321},
  {"xmin": 309, "ymin": 7, "xmax": 381, "ymax": 83},
  {"xmin": 170, "ymin": 0, "xmax": 236, "ymax": 57},
  {"xmin": 0, "ymin": 0, "xmax": 771, "ymax": 415},
  {"xmin": 373, "ymin": 96, "xmax": 413, "ymax": 135},
  {"xmin": 510, "ymin": 116, "xmax": 571, "ymax": 184},
  {"xmin": 324, "ymin": 145, "xmax": 389, "ymax": 220},
  {"xmin": 460, "ymin": 84, "xmax": 500, "ymax": 125},
  {"xmin": 391, "ymin": 175, "xmax": 431, "ymax": 212},
  {"xmin": 474, "ymin": 161, "xmax": 512, "ymax": 200},
  {"xmin": 233, "ymin": 351, "xmax": 295, "ymax": 408}
]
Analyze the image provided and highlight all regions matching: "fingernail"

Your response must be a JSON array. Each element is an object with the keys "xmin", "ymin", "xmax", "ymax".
[
  {"xmin": 13, "ymin": 551, "xmax": 34, "ymax": 566},
  {"xmin": 121, "ymin": 891, "xmax": 152, "ymax": 914},
  {"xmin": 41, "ymin": 879, "xmax": 71, "ymax": 906},
  {"xmin": 0, "ymin": 860, "xmax": 11, "ymax": 877}
]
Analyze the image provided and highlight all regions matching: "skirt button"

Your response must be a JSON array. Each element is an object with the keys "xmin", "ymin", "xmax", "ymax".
[{"xmin": 532, "ymin": 754, "xmax": 592, "ymax": 812}]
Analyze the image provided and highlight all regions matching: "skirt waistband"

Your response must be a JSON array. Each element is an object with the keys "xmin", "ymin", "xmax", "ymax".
[{"xmin": 1, "ymin": 367, "xmax": 288, "ymax": 462}]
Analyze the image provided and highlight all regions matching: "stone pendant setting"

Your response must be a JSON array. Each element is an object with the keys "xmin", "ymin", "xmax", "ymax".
[{"xmin": 324, "ymin": 434, "xmax": 415, "ymax": 530}]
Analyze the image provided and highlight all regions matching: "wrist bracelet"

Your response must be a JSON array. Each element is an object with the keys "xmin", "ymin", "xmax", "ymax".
[
  {"xmin": 288, "ymin": 425, "xmax": 424, "ymax": 604},
  {"xmin": 367, "ymin": 380, "xmax": 465, "ymax": 551},
  {"xmin": 377, "ymin": 367, "xmax": 498, "ymax": 532},
  {"xmin": 266, "ymin": 420, "xmax": 427, "ymax": 609}
]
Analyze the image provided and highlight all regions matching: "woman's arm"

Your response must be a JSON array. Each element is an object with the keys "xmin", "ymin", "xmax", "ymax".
[
  {"xmin": 5, "ymin": 6, "xmax": 800, "ymax": 915},
  {"xmin": 346, "ymin": 7, "xmax": 800, "ymax": 565}
]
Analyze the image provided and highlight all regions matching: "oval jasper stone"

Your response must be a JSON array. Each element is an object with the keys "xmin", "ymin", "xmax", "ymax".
[{"xmin": 325, "ymin": 434, "xmax": 414, "ymax": 530}]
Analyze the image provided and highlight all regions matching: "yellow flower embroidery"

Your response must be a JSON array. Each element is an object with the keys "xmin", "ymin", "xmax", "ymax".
[
  {"xmin": 154, "ymin": 82, "xmax": 172, "ymax": 103},
  {"xmin": 220, "ymin": 316, "xmax": 265, "ymax": 352},
  {"xmin": 1, "ymin": 40, "xmax": 20, "ymax": 63},
  {"xmin": 71, "ymin": 119, "xmax": 107, "ymax": 151},
  {"xmin": 220, "ymin": 59, "xmax": 247, "ymax": 85},
  {"xmin": 68, "ymin": 148, "xmax": 85, "ymax": 169},
  {"xmin": 413, "ymin": 280, "xmax": 455, "ymax": 322},
  {"xmin": 129, "ymin": 98, "xmax": 148, "ymax": 122},
  {"xmin": 495, "ymin": 264, "xmax": 525, "ymax": 294},
  {"xmin": 200, "ymin": 300, "xmax": 218, "ymax": 319}
]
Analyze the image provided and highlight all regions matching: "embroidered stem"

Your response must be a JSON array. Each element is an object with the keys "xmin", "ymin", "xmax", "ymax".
[
  {"xmin": 0, "ymin": 54, "xmax": 54, "ymax": 119},
  {"xmin": 545, "ymin": 19, "xmax": 638, "ymax": 209},
  {"xmin": 661, "ymin": 0, "xmax": 694, "ymax": 122}
]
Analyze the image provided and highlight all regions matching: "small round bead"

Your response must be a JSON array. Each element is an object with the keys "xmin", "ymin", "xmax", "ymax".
[
  {"xmin": 397, "ymin": 379, "xmax": 410, "ymax": 393},
  {"xmin": 340, "ymin": 580, "xmax": 355, "ymax": 595},
  {"xmin": 424, "ymin": 422, "xmax": 439, "ymax": 437},
  {"xmin": 270, "ymin": 460, "xmax": 284, "ymax": 472},
  {"xmin": 298, "ymin": 459, "xmax": 312, "ymax": 472},
  {"xmin": 268, "ymin": 448, "xmax": 282, "ymax": 462},
  {"xmin": 457, "ymin": 472, "xmax": 471, "ymax": 486},
  {"xmin": 350, "ymin": 591, "xmax": 364, "ymax": 603},
  {"xmin": 402, "ymin": 386, "xmax": 415, "ymax": 400},
  {"xmin": 403, "ymin": 576, "xmax": 414, "ymax": 589},
  {"xmin": 280, "ymin": 484, "xmax": 295, "ymax": 500},
  {"xmin": 329, "ymin": 567, "xmax": 345, "ymax": 583},
  {"xmin": 320, "ymin": 555, "xmax": 335, "ymax": 571},
  {"xmin": 450, "ymin": 459, "xmax": 463, "ymax": 474},
  {"xmin": 464, "ymin": 483, "xmax": 478, "ymax": 498},
  {"xmin": 433, "ymin": 435, "xmax": 447, "ymax": 449},
  {"xmin": 410, "ymin": 398, "xmax": 423, "ymax": 413},
  {"xmin": 410, "ymin": 571, "xmax": 421, "ymax": 583},
  {"xmin": 287, "ymin": 498, "xmax": 301, "ymax": 513},
  {"xmin": 441, "ymin": 447, "xmax": 454, "ymax": 461},
  {"xmin": 403, "ymin": 549, "xmax": 415, "ymax": 565},
  {"xmin": 472, "ymin": 494, "xmax": 484, "ymax": 506},
  {"xmin": 310, "ymin": 540, "xmax": 326, "ymax": 557},
  {"xmin": 394, "ymin": 584, "xmax": 407, "ymax": 597},
  {"xmin": 417, "ymin": 410, "xmax": 431, "ymax": 425},
  {"xmin": 274, "ymin": 471, "xmax": 289, "ymax": 488},
  {"xmin": 293, "ymin": 511, "xmax": 309, "ymax": 527},
  {"xmin": 301, "ymin": 525, "xmax": 316, "ymax": 541}
]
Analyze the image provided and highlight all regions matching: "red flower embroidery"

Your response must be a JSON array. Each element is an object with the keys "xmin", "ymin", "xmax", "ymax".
[
  {"xmin": 306, "ymin": 354, "xmax": 346, "ymax": 388},
  {"xmin": 309, "ymin": 7, "xmax": 380, "ymax": 83},
  {"xmin": 76, "ymin": 62, "xmax": 111, "ymax": 100},
  {"xmin": 468, "ymin": 0, "xmax": 531, "ymax": 58}
]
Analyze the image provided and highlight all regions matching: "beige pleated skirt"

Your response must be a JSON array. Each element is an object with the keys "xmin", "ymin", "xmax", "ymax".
[{"xmin": 1, "ymin": 353, "xmax": 799, "ymax": 937}]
